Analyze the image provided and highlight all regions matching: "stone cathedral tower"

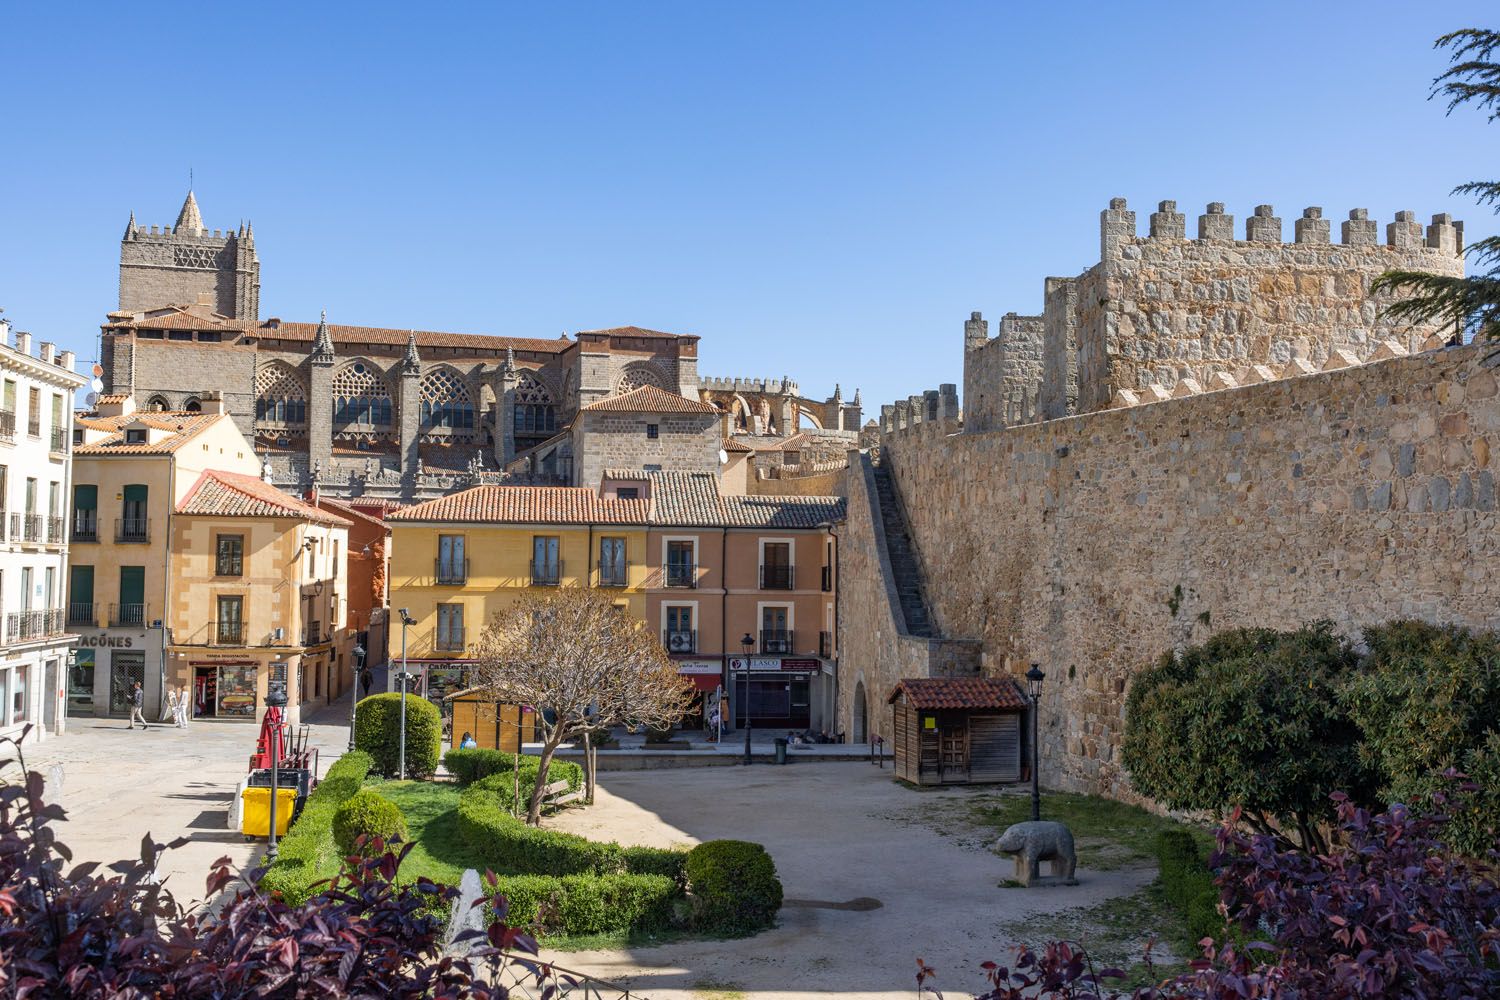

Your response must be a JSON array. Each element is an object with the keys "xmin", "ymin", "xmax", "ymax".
[{"xmin": 118, "ymin": 191, "xmax": 260, "ymax": 319}]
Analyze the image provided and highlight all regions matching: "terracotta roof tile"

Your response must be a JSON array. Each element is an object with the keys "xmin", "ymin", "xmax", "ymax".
[
  {"xmin": 723, "ymin": 439, "xmax": 754, "ymax": 454},
  {"xmin": 72, "ymin": 412, "xmax": 227, "ymax": 456},
  {"xmin": 177, "ymin": 471, "xmax": 353, "ymax": 527},
  {"xmin": 576, "ymin": 325, "xmax": 688, "ymax": 340},
  {"xmin": 388, "ymin": 486, "xmax": 650, "ymax": 525},
  {"xmin": 314, "ymin": 496, "xmax": 392, "ymax": 532},
  {"xmin": 602, "ymin": 469, "xmax": 654, "ymax": 482},
  {"xmin": 648, "ymin": 473, "xmax": 725, "ymax": 524},
  {"xmin": 647, "ymin": 473, "xmax": 845, "ymax": 528},
  {"xmin": 581, "ymin": 385, "xmax": 717, "ymax": 414},
  {"xmin": 719, "ymin": 494, "xmax": 845, "ymax": 528},
  {"xmin": 95, "ymin": 393, "xmax": 130, "ymax": 404},
  {"xmin": 258, "ymin": 321, "xmax": 569, "ymax": 355},
  {"xmin": 886, "ymin": 677, "xmax": 1029, "ymax": 710}
]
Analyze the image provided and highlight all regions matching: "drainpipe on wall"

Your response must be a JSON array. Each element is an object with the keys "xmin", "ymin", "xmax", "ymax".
[{"xmin": 828, "ymin": 523, "xmax": 839, "ymax": 741}]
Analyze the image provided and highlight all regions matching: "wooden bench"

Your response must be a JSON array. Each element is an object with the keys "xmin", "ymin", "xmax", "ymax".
[{"xmin": 538, "ymin": 779, "xmax": 583, "ymax": 811}]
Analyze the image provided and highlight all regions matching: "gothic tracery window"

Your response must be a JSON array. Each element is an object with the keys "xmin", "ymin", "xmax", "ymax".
[
  {"xmin": 513, "ymin": 371, "xmax": 557, "ymax": 437},
  {"xmin": 420, "ymin": 367, "xmax": 475, "ymax": 431},
  {"xmin": 615, "ymin": 363, "xmax": 667, "ymax": 395},
  {"xmin": 332, "ymin": 361, "xmax": 393, "ymax": 428},
  {"xmin": 254, "ymin": 363, "xmax": 309, "ymax": 425}
]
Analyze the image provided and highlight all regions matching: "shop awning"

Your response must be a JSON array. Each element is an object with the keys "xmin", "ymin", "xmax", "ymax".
[{"xmin": 684, "ymin": 674, "xmax": 721, "ymax": 692}]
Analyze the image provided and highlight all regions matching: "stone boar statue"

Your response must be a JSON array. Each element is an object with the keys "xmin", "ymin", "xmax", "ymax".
[{"xmin": 994, "ymin": 820, "xmax": 1077, "ymax": 886}]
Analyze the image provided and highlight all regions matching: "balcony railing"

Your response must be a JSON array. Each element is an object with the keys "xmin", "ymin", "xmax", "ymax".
[
  {"xmin": 67, "ymin": 602, "xmax": 96, "ymax": 626},
  {"xmin": 21, "ymin": 514, "xmax": 43, "ymax": 543},
  {"xmin": 663, "ymin": 629, "xmax": 697, "ymax": 654},
  {"xmin": 821, "ymin": 565, "xmax": 833, "ymax": 592},
  {"xmin": 72, "ymin": 512, "xmax": 99, "ymax": 542},
  {"xmin": 26, "ymin": 416, "xmax": 40, "ymax": 438},
  {"xmin": 304, "ymin": 622, "xmax": 327, "ymax": 646},
  {"xmin": 215, "ymin": 620, "xmax": 246, "ymax": 645},
  {"xmin": 434, "ymin": 558, "xmax": 469, "ymax": 586},
  {"xmin": 436, "ymin": 627, "xmax": 466, "ymax": 651},
  {"xmin": 46, "ymin": 516, "xmax": 64, "ymax": 544},
  {"xmin": 4, "ymin": 609, "xmax": 65, "ymax": 642},
  {"xmin": 760, "ymin": 565, "xmax": 795, "ymax": 590},
  {"xmin": 49, "ymin": 427, "xmax": 67, "ymax": 454},
  {"xmin": 530, "ymin": 560, "xmax": 562, "ymax": 587},
  {"xmin": 0, "ymin": 409, "xmax": 13, "ymax": 442},
  {"xmin": 760, "ymin": 629, "xmax": 795, "ymax": 655},
  {"xmin": 665, "ymin": 562, "xmax": 697, "ymax": 589},
  {"xmin": 597, "ymin": 560, "xmax": 630, "ymax": 587},
  {"xmin": 820, "ymin": 630, "xmax": 833, "ymax": 658},
  {"xmin": 116, "ymin": 517, "xmax": 150, "ymax": 543},
  {"xmin": 111, "ymin": 603, "xmax": 147, "ymax": 627}
]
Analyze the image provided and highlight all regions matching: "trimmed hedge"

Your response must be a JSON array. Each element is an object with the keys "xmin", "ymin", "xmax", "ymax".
[
  {"xmin": 457, "ymin": 774, "xmax": 626, "ymax": 875},
  {"xmin": 356, "ymin": 693, "xmax": 442, "ymax": 778},
  {"xmin": 258, "ymin": 751, "xmax": 374, "ymax": 904},
  {"xmin": 684, "ymin": 840, "xmax": 782, "ymax": 933},
  {"xmin": 332, "ymin": 788, "xmax": 409, "ymax": 854},
  {"xmin": 1155, "ymin": 830, "xmax": 1222, "ymax": 946},
  {"xmin": 492, "ymin": 873, "xmax": 678, "ymax": 936},
  {"xmin": 443, "ymin": 748, "xmax": 581, "ymax": 794}
]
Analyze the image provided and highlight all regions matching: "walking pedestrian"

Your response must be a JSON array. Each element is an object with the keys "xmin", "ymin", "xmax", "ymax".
[
  {"xmin": 128, "ymin": 682, "xmax": 147, "ymax": 730},
  {"xmin": 175, "ymin": 684, "xmax": 190, "ymax": 727},
  {"xmin": 166, "ymin": 686, "xmax": 181, "ymax": 728},
  {"xmin": 360, "ymin": 667, "xmax": 373, "ymax": 698}
]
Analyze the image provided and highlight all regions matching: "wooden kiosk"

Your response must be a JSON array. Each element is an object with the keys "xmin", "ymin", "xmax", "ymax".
[
  {"xmin": 888, "ymin": 677, "xmax": 1028, "ymax": 785},
  {"xmin": 445, "ymin": 688, "xmax": 535, "ymax": 752}
]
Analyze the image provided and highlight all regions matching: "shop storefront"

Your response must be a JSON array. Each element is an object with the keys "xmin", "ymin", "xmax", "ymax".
[
  {"xmin": 190, "ymin": 660, "xmax": 260, "ymax": 719},
  {"xmin": 728, "ymin": 656, "xmax": 827, "ymax": 730},
  {"xmin": 73, "ymin": 629, "xmax": 161, "ymax": 719},
  {"xmin": 675, "ymin": 660, "xmax": 723, "ymax": 731}
]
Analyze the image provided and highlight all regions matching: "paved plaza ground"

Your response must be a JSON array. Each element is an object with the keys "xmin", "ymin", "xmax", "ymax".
[{"xmin": 546, "ymin": 764, "xmax": 1157, "ymax": 999}]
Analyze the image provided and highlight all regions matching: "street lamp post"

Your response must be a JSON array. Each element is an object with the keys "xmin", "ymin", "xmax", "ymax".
[
  {"xmin": 398, "ymin": 609, "xmax": 416, "ymax": 780},
  {"xmin": 740, "ymin": 632, "xmax": 754, "ymax": 765},
  {"xmin": 1026, "ymin": 662, "xmax": 1046, "ymax": 822},
  {"xmin": 265, "ymin": 679, "xmax": 289, "ymax": 861},
  {"xmin": 347, "ymin": 641, "xmax": 366, "ymax": 752}
]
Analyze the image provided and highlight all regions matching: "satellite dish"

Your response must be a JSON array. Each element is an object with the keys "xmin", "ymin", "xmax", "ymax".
[
  {"xmin": 90, "ymin": 377, "xmax": 104, "ymax": 392},
  {"xmin": 85, "ymin": 392, "xmax": 99, "ymax": 407},
  {"xmin": 718, "ymin": 448, "xmax": 729, "ymax": 465},
  {"xmin": 91, "ymin": 363, "xmax": 103, "ymax": 377}
]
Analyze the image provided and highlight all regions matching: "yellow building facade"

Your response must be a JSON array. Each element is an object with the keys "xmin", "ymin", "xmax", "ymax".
[
  {"xmin": 166, "ymin": 470, "xmax": 353, "ymax": 726},
  {"xmin": 387, "ymin": 486, "xmax": 651, "ymax": 700}
]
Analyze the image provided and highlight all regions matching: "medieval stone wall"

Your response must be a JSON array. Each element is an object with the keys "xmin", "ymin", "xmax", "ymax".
[
  {"xmin": 963, "ymin": 311, "xmax": 1045, "ymax": 431},
  {"xmin": 859, "ymin": 342, "xmax": 1498, "ymax": 799},
  {"xmin": 572, "ymin": 411, "xmax": 722, "ymax": 487}
]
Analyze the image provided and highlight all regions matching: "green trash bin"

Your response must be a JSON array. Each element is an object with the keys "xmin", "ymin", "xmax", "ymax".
[{"xmin": 774, "ymin": 738, "xmax": 788, "ymax": 765}]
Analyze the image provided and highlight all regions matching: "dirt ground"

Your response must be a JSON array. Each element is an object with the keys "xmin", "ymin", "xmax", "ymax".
[{"xmin": 545, "ymin": 762, "xmax": 1158, "ymax": 1000}]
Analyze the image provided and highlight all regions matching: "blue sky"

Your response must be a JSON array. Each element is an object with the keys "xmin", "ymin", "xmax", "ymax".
[{"xmin": 1, "ymin": 3, "xmax": 1495, "ymax": 410}]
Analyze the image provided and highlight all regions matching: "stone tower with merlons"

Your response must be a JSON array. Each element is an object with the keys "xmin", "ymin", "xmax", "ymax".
[{"xmin": 119, "ymin": 190, "xmax": 260, "ymax": 319}]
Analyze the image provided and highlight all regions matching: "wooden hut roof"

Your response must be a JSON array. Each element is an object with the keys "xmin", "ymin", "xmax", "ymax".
[{"xmin": 886, "ymin": 677, "xmax": 1028, "ymax": 710}]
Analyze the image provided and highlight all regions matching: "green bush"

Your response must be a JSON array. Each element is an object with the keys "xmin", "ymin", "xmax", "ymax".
[
  {"xmin": 331, "ymin": 788, "xmax": 409, "ymax": 854},
  {"xmin": 1154, "ymin": 830, "xmax": 1222, "ymax": 946},
  {"xmin": 684, "ymin": 840, "xmax": 782, "ymax": 933},
  {"xmin": 456, "ymin": 774, "xmax": 627, "ymax": 875},
  {"xmin": 623, "ymin": 845, "xmax": 688, "ymax": 881},
  {"xmin": 1121, "ymin": 624, "xmax": 1370, "ymax": 839},
  {"xmin": 441, "ymin": 747, "xmax": 582, "ymax": 793},
  {"xmin": 355, "ymin": 693, "xmax": 442, "ymax": 778},
  {"xmin": 1340, "ymin": 620, "xmax": 1500, "ymax": 854},
  {"xmin": 258, "ymin": 751, "xmax": 373, "ymax": 904},
  {"xmin": 492, "ymin": 873, "xmax": 679, "ymax": 936}
]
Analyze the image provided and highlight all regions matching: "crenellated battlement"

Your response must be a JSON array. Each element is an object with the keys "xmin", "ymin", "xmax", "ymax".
[
  {"xmin": 876, "ymin": 384, "xmax": 960, "ymax": 435},
  {"xmin": 1102, "ymin": 197, "xmax": 1463, "ymax": 254},
  {"xmin": 698, "ymin": 375, "xmax": 800, "ymax": 395}
]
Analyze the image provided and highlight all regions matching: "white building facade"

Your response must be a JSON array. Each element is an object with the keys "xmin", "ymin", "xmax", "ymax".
[{"xmin": 0, "ymin": 323, "xmax": 85, "ymax": 743}]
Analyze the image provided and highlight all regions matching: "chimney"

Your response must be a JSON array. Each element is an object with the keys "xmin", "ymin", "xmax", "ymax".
[
  {"xmin": 199, "ymin": 390, "xmax": 228, "ymax": 415},
  {"xmin": 15, "ymin": 331, "xmax": 31, "ymax": 356},
  {"xmin": 0, "ymin": 319, "xmax": 9, "ymax": 348},
  {"xmin": 39, "ymin": 342, "xmax": 55, "ymax": 364},
  {"xmin": 59, "ymin": 350, "xmax": 75, "ymax": 371}
]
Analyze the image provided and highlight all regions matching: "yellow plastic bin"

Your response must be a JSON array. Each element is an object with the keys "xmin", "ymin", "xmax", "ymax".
[{"xmin": 240, "ymin": 786, "xmax": 297, "ymax": 837}]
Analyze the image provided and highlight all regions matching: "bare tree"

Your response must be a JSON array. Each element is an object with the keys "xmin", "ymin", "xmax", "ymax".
[{"xmin": 470, "ymin": 588, "xmax": 694, "ymax": 824}]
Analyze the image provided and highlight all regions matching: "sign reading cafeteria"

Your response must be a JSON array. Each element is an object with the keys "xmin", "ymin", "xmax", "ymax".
[{"xmin": 676, "ymin": 661, "xmax": 722, "ymax": 675}]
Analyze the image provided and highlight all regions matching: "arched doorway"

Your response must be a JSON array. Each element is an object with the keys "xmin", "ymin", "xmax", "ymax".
[{"xmin": 853, "ymin": 680, "xmax": 868, "ymax": 744}]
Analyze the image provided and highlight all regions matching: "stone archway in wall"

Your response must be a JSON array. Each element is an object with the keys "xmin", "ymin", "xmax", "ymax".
[{"xmin": 853, "ymin": 679, "xmax": 868, "ymax": 744}]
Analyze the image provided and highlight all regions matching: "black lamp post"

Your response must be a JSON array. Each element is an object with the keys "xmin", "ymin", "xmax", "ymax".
[
  {"xmin": 398, "ymin": 609, "xmax": 416, "ymax": 780},
  {"xmin": 1026, "ymin": 662, "xmax": 1045, "ymax": 822},
  {"xmin": 741, "ymin": 632, "xmax": 754, "ymax": 765},
  {"xmin": 347, "ymin": 641, "xmax": 366, "ymax": 751}
]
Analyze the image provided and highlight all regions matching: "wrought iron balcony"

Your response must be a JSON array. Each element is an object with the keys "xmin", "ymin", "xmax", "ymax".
[
  {"xmin": 72, "ymin": 512, "xmax": 99, "ymax": 542},
  {"xmin": 26, "ymin": 416, "xmax": 40, "ymax": 438},
  {"xmin": 435, "ymin": 626, "xmax": 466, "ymax": 651},
  {"xmin": 434, "ymin": 557, "xmax": 469, "ymax": 586},
  {"xmin": 759, "ymin": 565, "xmax": 795, "ymax": 590},
  {"xmin": 67, "ymin": 602, "xmax": 96, "ymax": 626},
  {"xmin": 665, "ymin": 562, "xmax": 697, "ymax": 589},
  {"xmin": 0, "ymin": 409, "xmax": 13, "ymax": 442},
  {"xmin": 111, "ymin": 603, "xmax": 147, "ymax": 627},
  {"xmin": 597, "ymin": 560, "xmax": 630, "ymax": 587},
  {"xmin": 49, "ymin": 427, "xmax": 67, "ymax": 454},
  {"xmin": 116, "ymin": 517, "xmax": 150, "ymax": 543},
  {"xmin": 21, "ymin": 514, "xmax": 43, "ymax": 543},
  {"xmin": 5, "ymin": 609, "xmax": 65, "ymax": 642},
  {"xmin": 529, "ymin": 559, "xmax": 562, "ymax": 587},
  {"xmin": 214, "ymin": 620, "xmax": 246, "ymax": 645},
  {"xmin": 46, "ymin": 516, "xmax": 64, "ymax": 544},
  {"xmin": 760, "ymin": 629, "xmax": 795, "ymax": 655}
]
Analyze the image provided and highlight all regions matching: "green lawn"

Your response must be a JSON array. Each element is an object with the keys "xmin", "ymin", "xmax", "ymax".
[
  {"xmin": 365, "ymin": 778, "xmax": 489, "ymax": 886},
  {"xmin": 968, "ymin": 791, "xmax": 1214, "ymax": 871}
]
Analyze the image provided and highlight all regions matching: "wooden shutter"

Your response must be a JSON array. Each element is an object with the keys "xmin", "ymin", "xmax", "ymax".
[{"xmin": 969, "ymin": 713, "xmax": 1021, "ymax": 783}]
